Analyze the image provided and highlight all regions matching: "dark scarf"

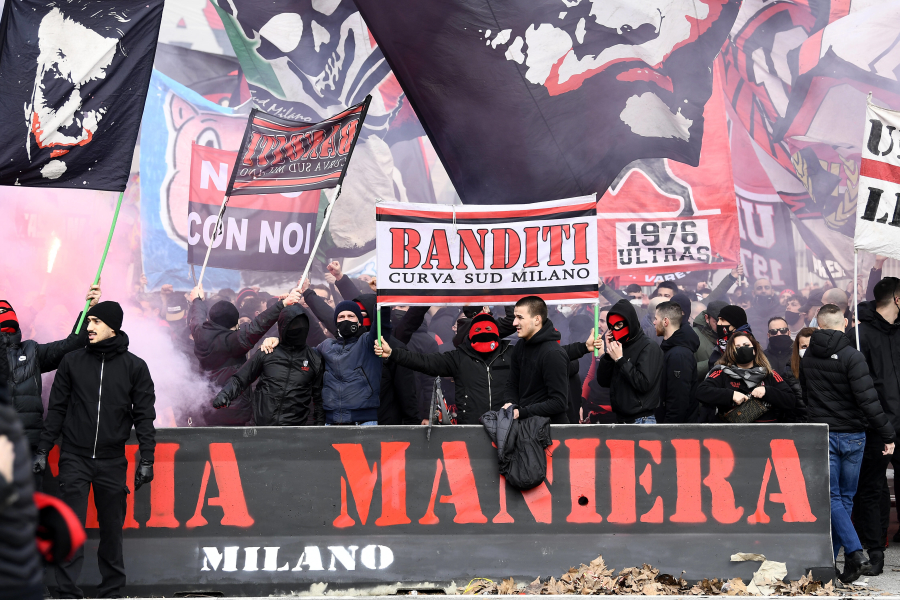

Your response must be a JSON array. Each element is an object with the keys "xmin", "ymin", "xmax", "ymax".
[{"xmin": 717, "ymin": 365, "xmax": 767, "ymax": 389}]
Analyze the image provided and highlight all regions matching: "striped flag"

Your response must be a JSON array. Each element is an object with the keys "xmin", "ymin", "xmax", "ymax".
[
  {"xmin": 856, "ymin": 97, "xmax": 900, "ymax": 259},
  {"xmin": 226, "ymin": 96, "xmax": 370, "ymax": 196}
]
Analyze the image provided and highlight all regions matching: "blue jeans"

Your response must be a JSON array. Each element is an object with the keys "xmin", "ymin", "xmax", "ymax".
[
  {"xmin": 829, "ymin": 431, "xmax": 866, "ymax": 558},
  {"xmin": 633, "ymin": 416, "xmax": 657, "ymax": 424},
  {"xmin": 324, "ymin": 421, "xmax": 378, "ymax": 426}
]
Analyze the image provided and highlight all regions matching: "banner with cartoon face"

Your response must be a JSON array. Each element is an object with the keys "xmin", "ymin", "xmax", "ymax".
[{"xmin": 0, "ymin": 0, "xmax": 163, "ymax": 190}]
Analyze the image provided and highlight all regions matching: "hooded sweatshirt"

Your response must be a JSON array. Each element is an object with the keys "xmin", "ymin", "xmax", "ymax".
[
  {"xmin": 851, "ymin": 300, "xmax": 900, "ymax": 436},
  {"xmin": 214, "ymin": 305, "xmax": 324, "ymax": 426},
  {"xmin": 597, "ymin": 300, "xmax": 664, "ymax": 421},
  {"xmin": 658, "ymin": 325, "xmax": 701, "ymax": 423},
  {"xmin": 504, "ymin": 319, "xmax": 570, "ymax": 424}
]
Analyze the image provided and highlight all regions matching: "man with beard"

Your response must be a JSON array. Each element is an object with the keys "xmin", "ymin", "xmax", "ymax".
[
  {"xmin": 764, "ymin": 317, "xmax": 794, "ymax": 376},
  {"xmin": 655, "ymin": 301, "xmax": 699, "ymax": 423},
  {"xmin": 32, "ymin": 302, "xmax": 156, "ymax": 598},
  {"xmin": 746, "ymin": 278, "xmax": 782, "ymax": 338},
  {"xmin": 213, "ymin": 305, "xmax": 324, "ymax": 426},
  {"xmin": 1, "ymin": 285, "xmax": 101, "ymax": 465},
  {"xmin": 693, "ymin": 299, "xmax": 728, "ymax": 380},
  {"xmin": 188, "ymin": 284, "xmax": 302, "ymax": 425},
  {"xmin": 597, "ymin": 299, "xmax": 664, "ymax": 423}
]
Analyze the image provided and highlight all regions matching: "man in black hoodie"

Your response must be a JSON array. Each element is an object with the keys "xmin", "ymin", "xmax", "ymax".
[
  {"xmin": 213, "ymin": 305, "xmax": 324, "ymax": 426},
  {"xmin": 849, "ymin": 277, "xmax": 900, "ymax": 574},
  {"xmin": 597, "ymin": 299, "xmax": 664, "ymax": 423},
  {"xmin": 502, "ymin": 296, "xmax": 570, "ymax": 423},
  {"xmin": 654, "ymin": 301, "xmax": 699, "ymax": 423},
  {"xmin": 32, "ymin": 301, "xmax": 156, "ymax": 598},
  {"xmin": 801, "ymin": 304, "xmax": 895, "ymax": 584}
]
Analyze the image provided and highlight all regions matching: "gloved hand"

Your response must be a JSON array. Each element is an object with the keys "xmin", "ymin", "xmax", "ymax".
[
  {"xmin": 134, "ymin": 459, "xmax": 153, "ymax": 491},
  {"xmin": 33, "ymin": 449, "xmax": 49, "ymax": 474},
  {"xmin": 212, "ymin": 395, "xmax": 229, "ymax": 409}
]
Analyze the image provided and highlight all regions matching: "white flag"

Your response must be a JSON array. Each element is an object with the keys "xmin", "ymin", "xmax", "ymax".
[{"xmin": 856, "ymin": 96, "xmax": 900, "ymax": 259}]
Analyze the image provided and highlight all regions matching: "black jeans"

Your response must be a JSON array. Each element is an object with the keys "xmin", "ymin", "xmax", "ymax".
[
  {"xmin": 852, "ymin": 433, "xmax": 891, "ymax": 551},
  {"xmin": 52, "ymin": 453, "xmax": 127, "ymax": 599}
]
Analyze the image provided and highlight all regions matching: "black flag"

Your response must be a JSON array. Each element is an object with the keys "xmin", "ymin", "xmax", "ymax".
[{"xmin": 0, "ymin": 0, "xmax": 164, "ymax": 191}]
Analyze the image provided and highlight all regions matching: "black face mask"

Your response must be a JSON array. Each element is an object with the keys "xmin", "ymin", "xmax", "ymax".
[
  {"xmin": 785, "ymin": 309, "xmax": 802, "ymax": 324},
  {"xmin": 391, "ymin": 309, "xmax": 407, "ymax": 328},
  {"xmin": 336, "ymin": 320, "xmax": 361, "ymax": 339},
  {"xmin": 716, "ymin": 324, "xmax": 730, "ymax": 341},
  {"xmin": 735, "ymin": 346, "xmax": 755, "ymax": 364},
  {"xmin": 282, "ymin": 317, "xmax": 309, "ymax": 347},
  {"xmin": 768, "ymin": 335, "xmax": 792, "ymax": 352}
]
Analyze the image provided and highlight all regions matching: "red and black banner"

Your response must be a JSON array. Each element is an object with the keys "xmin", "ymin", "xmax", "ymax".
[
  {"xmin": 226, "ymin": 97, "xmax": 370, "ymax": 196},
  {"xmin": 42, "ymin": 425, "xmax": 831, "ymax": 596}
]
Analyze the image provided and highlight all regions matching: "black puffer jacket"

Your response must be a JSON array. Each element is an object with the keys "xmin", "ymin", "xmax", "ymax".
[
  {"xmin": 800, "ymin": 329, "xmax": 895, "ymax": 442},
  {"xmin": 38, "ymin": 332, "xmax": 157, "ymax": 461},
  {"xmin": 189, "ymin": 297, "xmax": 285, "ymax": 425},
  {"xmin": 505, "ymin": 319, "xmax": 570, "ymax": 423},
  {"xmin": 1, "ymin": 316, "xmax": 87, "ymax": 451},
  {"xmin": 597, "ymin": 300, "xmax": 663, "ymax": 421},
  {"xmin": 658, "ymin": 325, "xmax": 700, "ymax": 423},
  {"xmin": 851, "ymin": 300, "xmax": 900, "ymax": 435},
  {"xmin": 377, "ymin": 335, "xmax": 419, "ymax": 425},
  {"xmin": 214, "ymin": 306, "xmax": 324, "ymax": 426}
]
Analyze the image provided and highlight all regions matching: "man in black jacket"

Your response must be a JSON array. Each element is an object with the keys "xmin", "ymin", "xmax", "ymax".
[
  {"xmin": 597, "ymin": 299, "xmax": 663, "ymax": 423},
  {"xmin": 1, "ymin": 285, "xmax": 100, "ymax": 460},
  {"xmin": 801, "ymin": 304, "xmax": 895, "ymax": 584},
  {"xmin": 850, "ymin": 277, "xmax": 900, "ymax": 574},
  {"xmin": 213, "ymin": 305, "xmax": 324, "ymax": 426},
  {"xmin": 764, "ymin": 316, "xmax": 794, "ymax": 375},
  {"xmin": 32, "ymin": 301, "xmax": 156, "ymax": 598},
  {"xmin": 502, "ymin": 296, "xmax": 570, "ymax": 424},
  {"xmin": 655, "ymin": 301, "xmax": 699, "ymax": 423},
  {"xmin": 189, "ymin": 284, "xmax": 301, "ymax": 426}
]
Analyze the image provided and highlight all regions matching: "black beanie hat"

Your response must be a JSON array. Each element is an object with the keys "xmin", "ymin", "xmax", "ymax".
[
  {"xmin": 334, "ymin": 300, "xmax": 364, "ymax": 327},
  {"xmin": 87, "ymin": 301, "xmax": 123, "ymax": 332},
  {"xmin": 209, "ymin": 301, "xmax": 239, "ymax": 329},
  {"xmin": 717, "ymin": 305, "xmax": 747, "ymax": 328}
]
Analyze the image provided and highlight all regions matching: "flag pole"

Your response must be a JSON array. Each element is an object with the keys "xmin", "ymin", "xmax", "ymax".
[
  {"xmin": 195, "ymin": 194, "xmax": 230, "ymax": 298},
  {"xmin": 377, "ymin": 304, "xmax": 382, "ymax": 350},
  {"xmin": 594, "ymin": 302, "xmax": 600, "ymax": 357},
  {"xmin": 299, "ymin": 185, "xmax": 341, "ymax": 287},
  {"xmin": 854, "ymin": 249, "xmax": 861, "ymax": 350},
  {"xmin": 75, "ymin": 191, "xmax": 124, "ymax": 334}
]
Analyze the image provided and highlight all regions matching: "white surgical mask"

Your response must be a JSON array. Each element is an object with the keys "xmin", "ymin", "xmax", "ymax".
[
  {"xmin": 630, "ymin": 299, "xmax": 642, "ymax": 306},
  {"xmin": 799, "ymin": 348, "xmax": 806, "ymax": 358},
  {"xmin": 558, "ymin": 306, "xmax": 574, "ymax": 317}
]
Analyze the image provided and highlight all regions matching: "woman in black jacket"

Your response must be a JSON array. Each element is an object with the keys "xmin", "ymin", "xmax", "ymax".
[
  {"xmin": 696, "ymin": 331, "xmax": 795, "ymax": 422},
  {"xmin": 782, "ymin": 327, "xmax": 816, "ymax": 423}
]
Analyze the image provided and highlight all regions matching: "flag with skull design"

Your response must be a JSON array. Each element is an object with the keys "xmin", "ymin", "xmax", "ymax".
[{"xmin": 0, "ymin": 0, "xmax": 164, "ymax": 190}]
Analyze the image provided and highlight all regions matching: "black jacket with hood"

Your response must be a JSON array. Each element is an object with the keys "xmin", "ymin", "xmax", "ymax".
[
  {"xmin": 658, "ymin": 325, "xmax": 700, "ymax": 423},
  {"xmin": 504, "ymin": 319, "xmax": 570, "ymax": 423},
  {"xmin": 1, "ymin": 313, "xmax": 88, "ymax": 451},
  {"xmin": 850, "ymin": 300, "xmax": 900, "ymax": 436},
  {"xmin": 38, "ymin": 332, "xmax": 157, "ymax": 462},
  {"xmin": 189, "ymin": 297, "xmax": 285, "ymax": 425},
  {"xmin": 801, "ymin": 328, "xmax": 895, "ymax": 442},
  {"xmin": 214, "ymin": 305, "xmax": 324, "ymax": 426},
  {"xmin": 597, "ymin": 300, "xmax": 663, "ymax": 421}
]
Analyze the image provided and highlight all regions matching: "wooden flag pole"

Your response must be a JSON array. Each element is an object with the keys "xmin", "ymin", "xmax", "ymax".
[
  {"xmin": 75, "ymin": 191, "xmax": 125, "ymax": 334},
  {"xmin": 195, "ymin": 194, "xmax": 230, "ymax": 297},
  {"xmin": 298, "ymin": 184, "xmax": 341, "ymax": 287}
]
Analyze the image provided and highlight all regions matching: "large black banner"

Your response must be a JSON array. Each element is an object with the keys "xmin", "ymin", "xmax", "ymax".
[
  {"xmin": 353, "ymin": 0, "xmax": 741, "ymax": 205},
  {"xmin": 42, "ymin": 425, "xmax": 831, "ymax": 596},
  {"xmin": 0, "ymin": 0, "xmax": 163, "ymax": 191}
]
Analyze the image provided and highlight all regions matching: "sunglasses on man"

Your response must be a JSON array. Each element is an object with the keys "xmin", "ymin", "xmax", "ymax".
[{"xmin": 768, "ymin": 327, "xmax": 789, "ymax": 336}]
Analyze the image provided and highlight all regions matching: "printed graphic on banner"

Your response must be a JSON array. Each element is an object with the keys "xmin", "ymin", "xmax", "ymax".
[
  {"xmin": 227, "ymin": 98, "xmax": 369, "ymax": 196},
  {"xmin": 188, "ymin": 145, "xmax": 319, "ymax": 272},
  {"xmin": 597, "ymin": 64, "xmax": 739, "ymax": 278},
  {"xmin": 856, "ymin": 99, "xmax": 900, "ymax": 260},
  {"xmin": 376, "ymin": 197, "xmax": 598, "ymax": 306},
  {"xmin": 736, "ymin": 194, "xmax": 798, "ymax": 291},
  {"xmin": 0, "ymin": 0, "xmax": 164, "ymax": 190}
]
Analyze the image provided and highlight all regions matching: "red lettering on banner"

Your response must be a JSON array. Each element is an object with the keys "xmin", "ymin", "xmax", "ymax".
[
  {"xmin": 606, "ymin": 440, "xmax": 635, "ymax": 524},
  {"xmin": 332, "ymin": 444, "xmax": 378, "ymax": 527},
  {"xmin": 748, "ymin": 440, "xmax": 816, "ymax": 524},
  {"xmin": 49, "ymin": 445, "xmax": 60, "ymax": 477},
  {"xmin": 255, "ymin": 135, "xmax": 275, "ymax": 168},
  {"xmin": 703, "ymin": 439, "xmax": 743, "ymax": 524},
  {"xmin": 375, "ymin": 442, "xmax": 412, "ymax": 526},
  {"xmin": 638, "ymin": 440, "xmax": 663, "ymax": 523},
  {"xmin": 145, "ymin": 443, "xmax": 180, "ymax": 528},
  {"xmin": 418, "ymin": 443, "xmax": 487, "ymax": 524},
  {"xmin": 493, "ymin": 442, "xmax": 558, "ymax": 524},
  {"xmin": 338, "ymin": 120, "xmax": 358, "ymax": 155},
  {"xmin": 670, "ymin": 439, "xmax": 706, "ymax": 523},
  {"xmin": 241, "ymin": 132, "xmax": 264, "ymax": 166},
  {"xmin": 124, "ymin": 445, "xmax": 139, "ymax": 528},
  {"xmin": 523, "ymin": 227, "xmax": 540, "ymax": 267},
  {"xmin": 457, "ymin": 229, "xmax": 489, "ymax": 270},
  {"xmin": 284, "ymin": 134, "xmax": 303, "ymax": 161},
  {"xmin": 572, "ymin": 222, "xmax": 590, "ymax": 265},
  {"xmin": 390, "ymin": 228, "xmax": 421, "ymax": 269},
  {"xmin": 491, "ymin": 228, "xmax": 521, "ymax": 269},
  {"xmin": 305, "ymin": 130, "xmax": 326, "ymax": 159},
  {"xmin": 296, "ymin": 132, "xmax": 314, "ymax": 159},
  {"xmin": 543, "ymin": 225, "xmax": 571, "ymax": 267},
  {"xmin": 421, "ymin": 230, "xmax": 454, "ymax": 270},
  {"xmin": 267, "ymin": 135, "xmax": 289, "ymax": 165},
  {"xmin": 318, "ymin": 125, "xmax": 339, "ymax": 159},
  {"xmin": 565, "ymin": 439, "xmax": 603, "ymax": 523},
  {"xmin": 186, "ymin": 443, "xmax": 254, "ymax": 528}
]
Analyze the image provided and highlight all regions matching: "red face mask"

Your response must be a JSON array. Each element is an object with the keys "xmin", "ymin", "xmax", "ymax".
[
  {"xmin": 469, "ymin": 313, "xmax": 500, "ymax": 353},
  {"xmin": 608, "ymin": 313, "xmax": 629, "ymax": 342},
  {"xmin": 0, "ymin": 301, "xmax": 18, "ymax": 334},
  {"xmin": 355, "ymin": 301, "xmax": 371, "ymax": 328}
]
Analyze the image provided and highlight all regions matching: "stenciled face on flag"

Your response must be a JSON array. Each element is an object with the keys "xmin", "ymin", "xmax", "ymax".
[{"xmin": 0, "ymin": 0, "xmax": 164, "ymax": 190}]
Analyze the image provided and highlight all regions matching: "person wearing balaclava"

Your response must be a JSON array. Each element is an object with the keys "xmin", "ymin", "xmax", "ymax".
[
  {"xmin": 187, "ymin": 283, "xmax": 302, "ymax": 426},
  {"xmin": 33, "ymin": 301, "xmax": 156, "ymax": 599},
  {"xmin": 596, "ymin": 299, "xmax": 664, "ymax": 423},
  {"xmin": 0, "ymin": 284, "xmax": 100, "ymax": 467},
  {"xmin": 212, "ymin": 305, "xmax": 324, "ymax": 426}
]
